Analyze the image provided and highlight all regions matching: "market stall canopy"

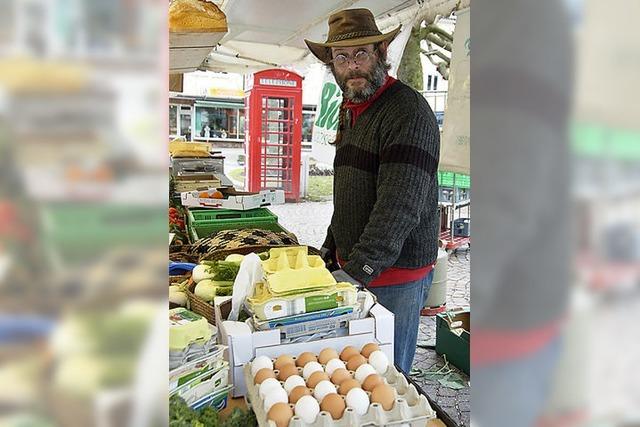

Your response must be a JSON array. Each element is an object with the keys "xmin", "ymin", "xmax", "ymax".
[{"xmin": 199, "ymin": 0, "xmax": 469, "ymax": 73}]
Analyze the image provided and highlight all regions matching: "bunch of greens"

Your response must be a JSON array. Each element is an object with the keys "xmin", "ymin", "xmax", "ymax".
[
  {"xmin": 201, "ymin": 260, "xmax": 241, "ymax": 281},
  {"xmin": 169, "ymin": 395, "xmax": 257, "ymax": 427}
]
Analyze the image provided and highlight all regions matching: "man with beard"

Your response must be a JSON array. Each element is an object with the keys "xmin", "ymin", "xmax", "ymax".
[{"xmin": 305, "ymin": 9, "xmax": 441, "ymax": 373}]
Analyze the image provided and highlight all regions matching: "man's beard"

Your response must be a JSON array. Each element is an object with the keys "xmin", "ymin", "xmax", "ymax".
[{"xmin": 333, "ymin": 57, "xmax": 388, "ymax": 103}]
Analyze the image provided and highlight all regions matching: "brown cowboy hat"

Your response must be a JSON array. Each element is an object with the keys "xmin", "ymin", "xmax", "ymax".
[{"xmin": 305, "ymin": 8, "xmax": 401, "ymax": 64}]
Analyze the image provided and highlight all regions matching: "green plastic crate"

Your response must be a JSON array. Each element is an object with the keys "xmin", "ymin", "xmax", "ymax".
[
  {"xmin": 41, "ymin": 203, "xmax": 167, "ymax": 266},
  {"xmin": 435, "ymin": 309, "xmax": 470, "ymax": 375},
  {"xmin": 438, "ymin": 172, "xmax": 471, "ymax": 189},
  {"xmin": 187, "ymin": 208, "xmax": 286, "ymax": 241}
]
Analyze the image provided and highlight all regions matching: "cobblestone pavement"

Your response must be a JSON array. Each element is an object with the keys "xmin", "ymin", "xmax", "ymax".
[
  {"xmin": 271, "ymin": 201, "xmax": 471, "ymax": 426},
  {"xmin": 268, "ymin": 201, "xmax": 333, "ymax": 250}
]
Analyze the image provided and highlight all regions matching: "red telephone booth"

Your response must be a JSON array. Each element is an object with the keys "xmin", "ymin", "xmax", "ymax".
[{"xmin": 244, "ymin": 69, "xmax": 302, "ymax": 201}]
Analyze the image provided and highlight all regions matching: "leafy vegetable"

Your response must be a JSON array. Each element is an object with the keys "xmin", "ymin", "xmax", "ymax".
[
  {"xmin": 169, "ymin": 395, "xmax": 256, "ymax": 427},
  {"xmin": 194, "ymin": 280, "xmax": 234, "ymax": 301},
  {"xmin": 200, "ymin": 261, "xmax": 241, "ymax": 281},
  {"xmin": 192, "ymin": 264, "xmax": 216, "ymax": 283},
  {"xmin": 224, "ymin": 254, "xmax": 244, "ymax": 263},
  {"xmin": 215, "ymin": 286, "xmax": 233, "ymax": 296}
]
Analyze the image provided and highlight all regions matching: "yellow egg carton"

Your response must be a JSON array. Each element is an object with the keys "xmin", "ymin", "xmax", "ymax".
[
  {"xmin": 169, "ymin": 308, "xmax": 212, "ymax": 351},
  {"xmin": 247, "ymin": 282, "xmax": 358, "ymax": 321},
  {"xmin": 261, "ymin": 247, "xmax": 336, "ymax": 296}
]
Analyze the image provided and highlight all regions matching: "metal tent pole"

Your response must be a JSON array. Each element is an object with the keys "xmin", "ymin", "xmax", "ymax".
[{"xmin": 451, "ymin": 173, "xmax": 456, "ymax": 243}]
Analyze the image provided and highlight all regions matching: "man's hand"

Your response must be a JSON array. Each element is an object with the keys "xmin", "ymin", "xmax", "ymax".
[
  {"xmin": 332, "ymin": 269, "xmax": 363, "ymax": 289},
  {"xmin": 321, "ymin": 246, "xmax": 340, "ymax": 272},
  {"xmin": 320, "ymin": 247, "xmax": 332, "ymax": 262}
]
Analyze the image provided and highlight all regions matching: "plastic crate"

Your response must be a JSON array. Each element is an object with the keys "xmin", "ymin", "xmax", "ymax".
[
  {"xmin": 186, "ymin": 208, "xmax": 286, "ymax": 241},
  {"xmin": 41, "ymin": 204, "xmax": 166, "ymax": 268},
  {"xmin": 438, "ymin": 172, "xmax": 471, "ymax": 189}
]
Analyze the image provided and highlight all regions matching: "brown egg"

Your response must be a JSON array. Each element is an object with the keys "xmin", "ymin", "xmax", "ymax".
[
  {"xmin": 346, "ymin": 354, "xmax": 367, "ymax": 371},
  {"xmin": 318, "ymin": 348, "xmax": 339, "ymax": 365},
  {"xmin": 254, "ymin": 368, "xmax": 276, "ymax": 384},
  {"xmin": 320, "ymin": 393, "xmax": 346, "ymax": 420},
  {"xmin": 361, "ymin": 342, "xmax": 380, "ymax": 358},
  {"xmin": 338, "ymin": 378, "xmax": 361, "ymax": 396},
  {"xmin": 371, "ymin": 383, "xmax": 396, "ymax": 411},
  {"xmin": 330, "ymin": 368, "xmax": 352, "ymax": 386},
  {"xmin": 267, "ymin": 402, "xmax": 294, "ymax": 427},
  {"xmin": 274, "ymin": 354, "xmax": 295, "ymax": 371},
  {"xmin": 307, "ymin": 371, "xmax": 330, "ymax": 388},
  {"xmin": 340, "ymin": 346, "xmax": 360, "ymax": 362},
  {"xmin": 296, "ymin": 351, "xmax": 318, "ymax": 367},
  {"xmin": 277, "ymin": 364, "xmax": 299, "ymax": 381},
  {"xmin": 362, "ymin": 373, "xmax": 383, "ymax": 392},
  {"xmin": 289, "ymin": 385, "xmax": 312, "ymax": 404}
]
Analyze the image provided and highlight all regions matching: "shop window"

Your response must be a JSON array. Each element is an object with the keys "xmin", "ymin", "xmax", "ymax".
[
  {"xmin": 195, "ymin": 105, "xmax": 243, "ymax": 140},
  {"xmin": 169, "ymin": 105, "xmax": 178, "ymax": 136},
  {"xmin": 179, "ymin": 106, "xmax": 192, "ymax": 140},
  {"xmin": 302, "ymin": 112, "xmax": 315, "ymax": 143}
]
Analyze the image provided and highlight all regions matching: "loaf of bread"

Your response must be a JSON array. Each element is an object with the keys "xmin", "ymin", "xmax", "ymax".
[{"xmin": 169, "ymin": 0, "xmax": 228, "ymax": 33}]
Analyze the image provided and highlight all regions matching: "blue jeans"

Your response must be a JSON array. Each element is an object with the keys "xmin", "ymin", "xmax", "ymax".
[
  {"xmin": 472, "ymin": 337, "xmax": 562, "ymax": 427},
  {"xmin": 368, "ymin": 270, "xmax": 434, "ymax": 373}
]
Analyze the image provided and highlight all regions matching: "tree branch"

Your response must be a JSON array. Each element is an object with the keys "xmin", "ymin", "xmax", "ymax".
[{"xmin": 420, "ymin": 48, "xmax": 450, "ymax": 65}]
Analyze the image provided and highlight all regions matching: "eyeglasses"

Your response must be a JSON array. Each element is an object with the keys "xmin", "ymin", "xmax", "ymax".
[{"xmin": 331, "ymin": 50, "xmax": 372, "ymax": 67}]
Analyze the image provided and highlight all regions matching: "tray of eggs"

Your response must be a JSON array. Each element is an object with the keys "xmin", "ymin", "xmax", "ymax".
[{"xmin": 243, "ymin": 343, "xmax": 437, "ymax": 426}]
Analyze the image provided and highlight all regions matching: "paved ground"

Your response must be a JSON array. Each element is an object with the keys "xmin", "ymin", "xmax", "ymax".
[{"xmin": 270, "ymin": 200, "xmax": 471, "ymax": 426}]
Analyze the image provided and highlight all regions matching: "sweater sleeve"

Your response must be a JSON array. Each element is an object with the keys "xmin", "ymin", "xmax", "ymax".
[
  {"xmin": 322, "ymin": 223, "xmax": 336, "ymax": 252},
  {"xmin": 341, "ymin": 96, "xmax": 440, "ymax": 285}
]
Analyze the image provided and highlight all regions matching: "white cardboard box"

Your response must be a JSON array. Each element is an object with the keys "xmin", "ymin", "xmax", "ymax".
[
  {"xmin": 219, "ymin": 303, "xmax": 394, "ymax": 397},
  {"xmin": 181, "ymin": 189, "xmax": 285, "ymax": 211}
]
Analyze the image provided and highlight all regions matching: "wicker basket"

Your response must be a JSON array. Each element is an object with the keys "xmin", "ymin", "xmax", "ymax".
[
  {"xmin": 185, "ymin": 278, "xmax": 217, "ymax": 325},
  {"xmin": 199, "ymin": 244, "xmax": 320, "ymax": 262}
]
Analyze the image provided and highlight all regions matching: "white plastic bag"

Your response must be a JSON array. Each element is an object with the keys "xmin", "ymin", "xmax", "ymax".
[{"xmin": 228, "ymin": 253, "xmax": 263, "ymax": 321}]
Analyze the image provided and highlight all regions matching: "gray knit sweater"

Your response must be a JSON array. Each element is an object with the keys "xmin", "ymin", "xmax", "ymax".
[{"xmin": 323, "ymin": 80, "xmax": 441, "ymax": 286}]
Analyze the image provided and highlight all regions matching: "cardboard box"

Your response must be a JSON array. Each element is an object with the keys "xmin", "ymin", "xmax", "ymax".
[
  {"xmin": 435, "ymin": 309, "xmax": 470, "ymax": 375},
  {"xmin": 181, "ymin": 189, "xmax": 285, "ymax": 211},
  {"xmin": 219, "ymin": 303, "xmax": 394, "ymax": 397}
]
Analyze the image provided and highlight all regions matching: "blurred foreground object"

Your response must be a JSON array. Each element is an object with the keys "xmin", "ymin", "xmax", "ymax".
[{"xmin": 0, "ymin": 0, "xmax": 166, "ymax": 426}]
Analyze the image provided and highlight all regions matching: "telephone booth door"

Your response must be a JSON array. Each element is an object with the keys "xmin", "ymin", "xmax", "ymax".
[{"xmin": 245, "ymin": 69, "xmax": 302, "ymax": 201}]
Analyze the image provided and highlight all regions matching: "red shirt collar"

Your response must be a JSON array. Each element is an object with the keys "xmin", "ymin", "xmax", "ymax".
[{"xmin": 344, "ymin": 75, "xmax": 397, "ymax": 120}]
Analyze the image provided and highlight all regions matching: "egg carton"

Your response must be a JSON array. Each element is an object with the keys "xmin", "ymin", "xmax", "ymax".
[
  {"xmin": 262, "ymin": 247, "xmax": 336, "ymax": 295},
  {"xmin": 251, "ymin": 309, "xmax": 359, "ymax": 340},
  {"xmin": 261, "ymin": 247, "xmax": 325, "ymax": 274},
  {"xmin": 248, "ymin": 283, "xmax": 358, "ymax": 321},
  {"xmin": 169, "ymin": 339, "xmax": 224, "ymax": 371},
  {"xmin": 172, "ymin": 364, "xmax": 230, "ymax": 407},
  {"xmin": 169, "ymin": 350, "xmax": 227, "ymax": 391},
  {"xmin": 242, "ymin": 363, "xmax": 436, "ymax": 427}
]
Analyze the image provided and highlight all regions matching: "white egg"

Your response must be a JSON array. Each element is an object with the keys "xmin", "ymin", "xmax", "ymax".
[
  {"xmin": 302, "ymin": 361, "xmax": 324, "ymax": 380},
  {"xmin": 251, "ymin": 355, "xmax": 273, "ymax": 378},
  {"xmin": 324, "ymin": 358, "xmax": 346, "ymax": 376},
  {"xmin": 259, "ymin": 378, "xmax": 282, "ymax": 400},
  {"xmin": 263, "ymin": 387, "xmax": 288, "ymax": 412},
  {"xmin": 345, "ymin": 387, "xmax": 370, "ymax": 415},
  {"xmin": 368, "ymin": 351, "xmax": 389, "ymax": 375},
  {"xmin": 294, "ymin": 395, "xmax": 320, "ymax": 424},
  {"xmin": 283, "ymin": 374, "xmax": 306, "ymax": 394},
  {"xmin": 313, "ymin": 380, "xmax": 337, "ymax": 402},
  {"xmin": 354, "ymin": 363, "xmax": 377, "ymax": 383}
]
